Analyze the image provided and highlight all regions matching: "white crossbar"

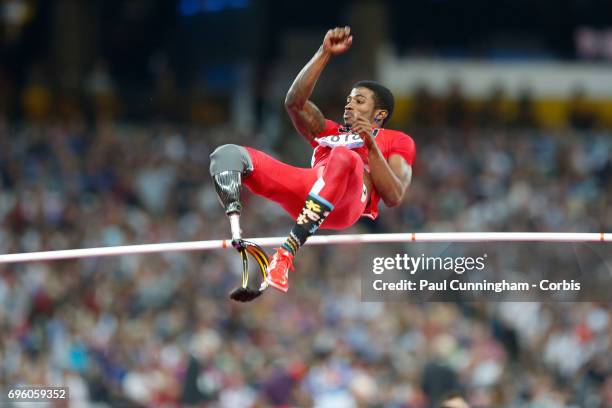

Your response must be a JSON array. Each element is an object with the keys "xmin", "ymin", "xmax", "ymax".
[{"xmin": 0, "ymin": 232, "xmax": 607, "ymax": 264}]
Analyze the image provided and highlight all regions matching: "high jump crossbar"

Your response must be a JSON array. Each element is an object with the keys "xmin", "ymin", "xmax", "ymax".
[{"xmin": 0, "ymin": 232, "xmax": 607, "ymax": 264}]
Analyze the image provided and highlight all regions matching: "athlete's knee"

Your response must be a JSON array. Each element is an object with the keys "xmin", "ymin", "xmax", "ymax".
[
  {"xmin": 209, "ymin": 144, "xmax": 253, "ymax": 175},
  {"xmin": 328, "ymin": 146, "xmax": 360, "ymax": 171}
]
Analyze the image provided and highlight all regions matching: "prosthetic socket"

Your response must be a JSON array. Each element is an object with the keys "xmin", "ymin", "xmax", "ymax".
[
  {"xmin": 213, "ymin": 171, "xmax": 243, "ymax": 215},
  {"xmin": 209, "ymin": 144, "xmax": 253, "ymax": 241}
]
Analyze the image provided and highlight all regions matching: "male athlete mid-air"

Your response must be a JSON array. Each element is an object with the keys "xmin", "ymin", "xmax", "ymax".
[{"xmin": 210, "ymin": 26, "xmax": 416, "ymax": 293}]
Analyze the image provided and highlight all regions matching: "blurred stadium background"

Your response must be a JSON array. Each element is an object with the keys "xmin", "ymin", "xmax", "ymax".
[{"xmin": 0, "ymin": 0, "xmax": 611, "ymax": 407}]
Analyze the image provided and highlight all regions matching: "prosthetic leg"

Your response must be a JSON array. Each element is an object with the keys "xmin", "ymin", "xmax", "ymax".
[{"xmin": 209, "ymin": 145, "xmax": 269, "ymax": 302}]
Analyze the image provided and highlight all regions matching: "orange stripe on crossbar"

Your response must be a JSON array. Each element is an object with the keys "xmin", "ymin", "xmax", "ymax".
[
  {"xmin": 412, "ymin": 232, "xmax": 416, "ymax": 242},
  {"xmin": 601, "ymin": 232, "xmax": 605, "ymax": 242}
]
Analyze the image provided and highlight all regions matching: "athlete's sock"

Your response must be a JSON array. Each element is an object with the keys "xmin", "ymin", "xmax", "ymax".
[{"xmin": 282, "ymin": 193, "xmax": 333, "ymax": 256}]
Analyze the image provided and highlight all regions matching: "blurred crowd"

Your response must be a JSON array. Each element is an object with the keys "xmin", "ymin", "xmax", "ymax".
[{"xmin": 0, "ymin": 112, "xmax": 610, "ymax": 408}]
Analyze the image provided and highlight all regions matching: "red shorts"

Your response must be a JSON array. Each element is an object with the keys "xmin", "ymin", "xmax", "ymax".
[{"xmin": 243, "ymin": 147, "xmax": 367, "ymax": 230}]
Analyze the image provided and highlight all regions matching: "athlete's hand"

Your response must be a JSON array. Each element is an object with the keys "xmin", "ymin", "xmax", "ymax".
[
  {"xmin": 352, "ymin": 114, "xmax": 376, "ymax": 150},
  {"xmin": 322, "ymin": 26, "xmax": 353, "ymax": 56}
]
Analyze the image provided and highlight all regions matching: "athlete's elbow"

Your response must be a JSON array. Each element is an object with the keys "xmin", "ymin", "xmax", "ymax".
[
  {"xmin": 383, "ymin": 192, "xmax": 403, "ymax": 207},
  {"xmin": 384, "ymin": 199, "xmax": 401, "ymax": 208},
  {"xmin": 384, "ymin": 177, "xmax": 411, "ymax": 207},
  {"xmin": 284, "ymin": 92, "xmax": 302, "ymax": 111}
]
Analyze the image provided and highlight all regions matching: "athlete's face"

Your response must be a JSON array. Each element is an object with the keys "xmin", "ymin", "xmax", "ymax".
[{"xmin": 343, "ymin": 87, "xmax": 386, "ymax": 127}]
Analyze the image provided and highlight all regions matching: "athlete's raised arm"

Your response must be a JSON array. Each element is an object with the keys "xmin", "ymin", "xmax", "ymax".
[{"xmin": 285, "ymin": 26, "xmax": 353, "ymax": 143}]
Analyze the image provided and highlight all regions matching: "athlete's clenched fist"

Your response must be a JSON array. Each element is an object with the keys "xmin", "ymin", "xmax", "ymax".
[{"xmin": 322, "ymin": 26, "xmax": 353, "ymax": 56}]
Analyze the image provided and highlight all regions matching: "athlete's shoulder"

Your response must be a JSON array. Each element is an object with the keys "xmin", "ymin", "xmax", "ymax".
[
  {"xmin": 379, "ymin": 127, "xmax": 416, "ymax": 165},
  {"xmin": 381, "ymin": 128, "xmax": 416, "ymax": 146},
  {"xmin": 382, "ymin": 127, "xmax": 413, "ymax": 139}
]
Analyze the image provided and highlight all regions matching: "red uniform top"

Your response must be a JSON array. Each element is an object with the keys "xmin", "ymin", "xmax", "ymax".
[{"xmin": 310, "ymin": 119, "xmax": 416, "ymax": 220}]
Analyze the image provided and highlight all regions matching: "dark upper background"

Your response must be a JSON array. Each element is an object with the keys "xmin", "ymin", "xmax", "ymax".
[{"xmin": 2, "ymin": 0, "xmax": 612, "ymax": 122}]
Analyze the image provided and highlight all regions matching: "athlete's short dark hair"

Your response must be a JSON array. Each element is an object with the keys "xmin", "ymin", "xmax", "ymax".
[{"xmin": 353, "ymin": 80, "xmax": 395, "ymax": 126}]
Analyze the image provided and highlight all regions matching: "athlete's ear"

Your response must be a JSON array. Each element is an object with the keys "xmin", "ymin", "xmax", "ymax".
[{"xmin": 375, "ymin": 110, "xmax": 388, "ymax": 124}]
